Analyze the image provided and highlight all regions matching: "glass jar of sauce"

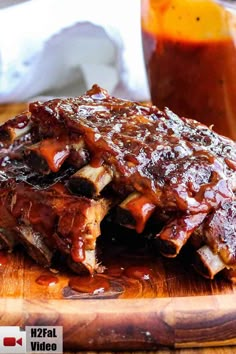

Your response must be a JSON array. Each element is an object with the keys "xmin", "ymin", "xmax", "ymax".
[{"xmin": 141, "ymin": 0, "xmax": 236, "ymax": 140}]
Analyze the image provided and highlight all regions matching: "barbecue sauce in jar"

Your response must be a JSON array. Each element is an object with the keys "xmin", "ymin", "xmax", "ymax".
[{"xmin": 141, "ymin": 0, "xmax": 236, "ymax": 140}]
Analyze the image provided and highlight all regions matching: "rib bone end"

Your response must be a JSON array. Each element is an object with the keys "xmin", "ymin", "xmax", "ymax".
[{"xmin": 194, "ymin": 245, "xmax": 226, "ymax": 279}]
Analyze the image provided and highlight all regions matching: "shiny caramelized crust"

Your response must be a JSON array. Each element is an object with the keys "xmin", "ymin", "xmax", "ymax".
[
  {"xmin": 0, "ymin": 84, "xmax": 236, "ymax": 277},
  {"xmin": 28, "ymin": 85, "xmax": 235, "ymax": 214},
  {"xmin": 8, "ymin": 183, "xmax": 109, "ymax": 261}
]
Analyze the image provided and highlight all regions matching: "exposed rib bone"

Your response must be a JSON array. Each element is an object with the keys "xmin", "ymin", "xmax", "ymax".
[
  {"xmin": 155, "ymin": 212, "xmax": 207, "ymax": 257},
  {"xmin": 116, "ymin": 192, "xmax": 156, "ymax": 233},
  {"xmin": 0, "ymin": 112, "xmax": 31, "ymax": 144},
  {"xmin": 68, "ymin": 164, "xmax": 113, "ymax": 197},
  {"xmin": 72, "ymin": 197, "xmax": 111, "ymax": 255},
  {"xmin": 194, "ymin": 245, "xmax": 226, "ymax": 279},
  {"xmin": 1, "ymin": 125, "xmax": 31, "ymax": 144},
  {"xmin": 1, "ymin": 85, "xmax": 236, "ymax": 279},
  {"xmin": 67, "ymin": 250, "xmax": 96, "ymax": 275},
  {"xmin": 26, "ymin": 136, "xmax": 88, "ymax": 174},
  {"xmin": 7, "ymin": 180, "xmax": 111, "ymax": 274},
  {"xmin": 26, "ymin": 137, "xmax": 70, "ymax": 173}
]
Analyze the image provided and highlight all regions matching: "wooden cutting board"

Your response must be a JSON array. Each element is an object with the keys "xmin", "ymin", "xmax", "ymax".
[
  {"xmin": 1, "ymin": 242, "xmax": 236, "ymax": 352},
  {"xmin": 1, "ymin": 103, "xmax": 236, "ymax": 351}
]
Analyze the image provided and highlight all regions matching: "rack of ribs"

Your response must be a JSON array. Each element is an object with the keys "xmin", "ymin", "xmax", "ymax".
[{"xmin": 0, "ymin": 84, "xmax": 235, "ymax": 279}]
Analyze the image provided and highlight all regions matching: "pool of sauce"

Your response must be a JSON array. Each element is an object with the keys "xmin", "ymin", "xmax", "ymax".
[
  {"xmin": 69, "ymin": 274, "xmax": 110, "ymax": 294},
  {"xmin": 62, "ymin": 231, "xmax": 160, "ymax": 299}
]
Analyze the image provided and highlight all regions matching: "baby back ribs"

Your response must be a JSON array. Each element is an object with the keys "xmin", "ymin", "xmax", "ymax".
[{"xmin": 0, "ymin": 84, "xmax": 235, "ymax": 278}]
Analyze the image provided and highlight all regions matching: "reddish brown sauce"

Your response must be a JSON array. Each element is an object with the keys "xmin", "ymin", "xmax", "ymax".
[
  {"xmin": 67, "ymin": 260, "xmax": 155, "ymax": 297},
  {"xmin": 71, "ymin": 236, "xmax": 85, "ymax": 263},
  {"xmin": 124, "ymin": 195, "xmax": 156, "ymax": 233},
  {"xmin": 105, "ymin": 265, "xmax": 124, "ymax": 277},
  {"xmin": 69, "ymin": 275, "xmax": 110, "ymax": 294},
  {"xmin": 0, "ymin": 251, "xmax": 8, "ymax": 266},
  {"xmin": 2, "ymin": 84, "xmax": 236, "ymax": 275},
  {"xmin": 19, "ymin": 86, "xmax": 236, "ymax": 263},
  {"xmin": 36, "ymin": 275, "xmax": 58, "ymax": 286},
  {"xmin": 0, "ymin": 112, "xmax": 30, "ymax": 131},
  {"xmin": 142, "ymin": 31, "xmax": 236, "ymax": 140},
  {"xmin": 90, "ymin": 155, "xmax": 104, "ymax": 168},
  {"xmin": 123, "ymin": 265, "xmax": 153, "ymax": 280},
  {"xmin": 28, "ymin": 137, "xmax": 70, "ymax": 172},
  {"xmin": 7, "ymin": 182, "xmax": 94, "ymax": 262}
]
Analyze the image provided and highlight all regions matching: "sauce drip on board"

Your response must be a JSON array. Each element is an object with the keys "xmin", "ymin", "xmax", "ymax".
[
  {"xmin": 123, "ymin": 265, "xmax": 153, "ymax": 280},
  {"xmin": 0, "ymin": 251, "xmax": 8, "ymax": 266},
  {"xmin": 65, "ymin": 231, "xmax": 157, "ymax": 298},
  {"xmin": 36, "ymin": 275, "xmax": 59, "ymax": 286}
]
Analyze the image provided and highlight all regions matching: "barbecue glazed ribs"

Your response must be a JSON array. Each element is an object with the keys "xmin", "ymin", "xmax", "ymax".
[{"xmin": 0, "ymin": 84, "xmax": 236, "ymax": 279}]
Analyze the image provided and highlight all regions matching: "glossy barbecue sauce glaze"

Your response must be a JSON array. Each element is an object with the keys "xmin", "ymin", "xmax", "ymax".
[
  {"xmin": 141, "ymin": 0, "xmax": 236, "ymax": 140},
  {"xmin": 25, "ymin": 84, "xmax": 236, "ymax": 261},
  {"xmin": 27, "ymin": 137, "xmax": 70, "ymax": 172},
  {"xmin": 0, "ymin": 112, "xmax": 31, "ymax": 145},
  {"xmin": 3, "ymin": 82, "xmax": 236, "ymax": 271},
  {"xmin": 63, "ymin": 84, "xmax": 234, "ymax": 215},
  {"xmin": 8, "ymin": 182, "xmax": 93, "ymax": 264}
]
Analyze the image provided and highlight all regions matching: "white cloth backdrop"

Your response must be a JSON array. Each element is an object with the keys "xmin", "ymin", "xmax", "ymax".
[{"xmin": 0, "ymin": 0, "xmax": 150, "ymax": 102}]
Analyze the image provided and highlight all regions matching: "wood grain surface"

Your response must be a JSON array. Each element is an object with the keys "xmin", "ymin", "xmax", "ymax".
[
  {"xmin": 0, "ymin": 248, "xmax": 234, "ymax": 350},
  {"xmin": 1, "ymin": 103, "xmax": 236, "ymax": 353},
  {"xmin": 0, "ymin": 102, "xmax": 28, "ymax": 123}
]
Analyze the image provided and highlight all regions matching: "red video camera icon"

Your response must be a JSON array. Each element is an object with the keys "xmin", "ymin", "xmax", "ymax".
[{"xmin": 3, "ymin": 337, "xmax": 23, "ymax": 347}]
